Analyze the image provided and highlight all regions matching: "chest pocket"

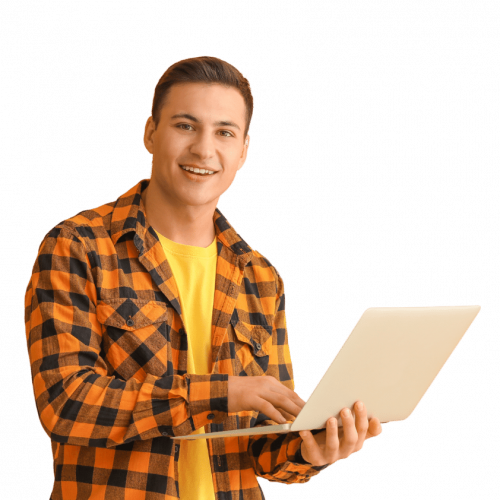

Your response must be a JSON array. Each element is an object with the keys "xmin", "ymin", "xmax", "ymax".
[
  {"xmin": 230, "ymin": 318, "xmax": 272, "ymax": 376},
  {"xmin": 96, "ymin": 298, "xmax": 173, "ymax": 381}
]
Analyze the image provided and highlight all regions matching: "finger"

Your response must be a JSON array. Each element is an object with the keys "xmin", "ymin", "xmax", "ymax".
[
  {"xmin": 366, "ymin": 417, "xmax": 383, "ymax": 438},
  {"xmin": 299, "ymin": 431, "xmax": 319, "ymax": 465},
  {"xmin": 264, "ymin": 389, "xmax": 304, "ymax": 418},
  {"xmin": 353, "ymin": 401, "xmax": 369, "ymax": 449},
  {"xmin": 266, "ymin": 377, "xmax": 307, "ymax": 408},
  {"xmin": 271, "ymin": 395, "xmax": 303, "ymax": 418},
  {"xmin": 294, "ymin": 392, "xmax": 306, "ymax": 410},
  {"xmin": 270, "ymin": 376, "xmax": 307, "ymax": 404},
  {"xmin": 299, "ymin": 424, "xmax": 329, "ymax": 466},
  {"xmin": 258, "ymin": 398, "xmax": 287, "ymax": 424},
  {"xmin": 276, "ymin": 408, "xmax": 296, "ymax": 422},
  {"xmin": 339, "ymin": 408, "xmax": 357, "ymax": 456},
  {"xmin": 323, "ymin": 418, "xmax": 340, "ymax": 462}
]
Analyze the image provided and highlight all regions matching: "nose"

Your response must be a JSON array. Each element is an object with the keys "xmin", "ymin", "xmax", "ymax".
[{"xmin": 189, "ymin": 131, "xmax": 216, "ymax": 161}]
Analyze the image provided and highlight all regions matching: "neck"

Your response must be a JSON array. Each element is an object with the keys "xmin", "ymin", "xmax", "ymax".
[{"xmin": 142, "ymin": 182, "xmax": 217, "ymax": 248}]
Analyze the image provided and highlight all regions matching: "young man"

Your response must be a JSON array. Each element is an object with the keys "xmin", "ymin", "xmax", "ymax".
[{"xmin": 25, "ymin": 56, "xmax": 382, "ymax": 500}]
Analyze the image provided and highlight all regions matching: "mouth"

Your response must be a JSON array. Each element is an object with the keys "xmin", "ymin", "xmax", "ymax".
[{"xmin": 179, "ymin": 164, "xmax": 218, "ymax": 177}]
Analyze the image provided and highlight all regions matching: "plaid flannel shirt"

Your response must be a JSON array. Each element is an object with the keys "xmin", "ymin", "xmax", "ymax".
[{"xmin": 24, "ymin": 178, "xmax": 330, "ymax": 500}]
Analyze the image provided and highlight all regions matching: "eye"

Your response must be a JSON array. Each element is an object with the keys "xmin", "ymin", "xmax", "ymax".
[
  {"xmin": 176, "ymin": 124, "xmax": 233, "ymax": 138},
  {"xmin": 177, "ymin": 123, "xmax": 194, "ymax": 131}
]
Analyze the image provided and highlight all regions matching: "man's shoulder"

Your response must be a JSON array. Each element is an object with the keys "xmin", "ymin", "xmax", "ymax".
[
  {"xmin": 40, "ymin": 197, "xmax": 117, "ymax": 246},
  {"xmin": 38, "ymin": 180, "xmax": 147, "ymax": 247},
  {"xmin": 247, "ymin": 247, "xmax": 284, "ymax": 292}
]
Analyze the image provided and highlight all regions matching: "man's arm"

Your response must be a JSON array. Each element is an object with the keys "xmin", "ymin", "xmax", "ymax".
[{"xmin": 24, "ymin": 223, "xmax": 228, "ymax": 448}]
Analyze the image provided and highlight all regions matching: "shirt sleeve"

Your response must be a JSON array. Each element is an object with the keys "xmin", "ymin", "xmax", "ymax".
[
  {"xmin": 246, "ymin": 269, "xmax": 331, "ymax": 483},
  {"xmin": 24, "ymin": 223, "xmax": 228, "ymax": 448}
]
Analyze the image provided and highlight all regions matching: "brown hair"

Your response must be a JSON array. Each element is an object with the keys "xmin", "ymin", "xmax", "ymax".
[{"xmin": 151, "ymin": 56, "xmax": 253, "ymax": 140}]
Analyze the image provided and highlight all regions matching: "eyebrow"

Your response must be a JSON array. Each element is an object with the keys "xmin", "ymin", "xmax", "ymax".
[{"xmin": 170, "ymin": 113, "xmax": 241, "ymax": 131}]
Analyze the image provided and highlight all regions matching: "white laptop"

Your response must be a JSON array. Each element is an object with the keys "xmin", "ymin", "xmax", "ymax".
[{"xmin": 175, "ymin": 305, "xmax": 481, "ymax": 440}]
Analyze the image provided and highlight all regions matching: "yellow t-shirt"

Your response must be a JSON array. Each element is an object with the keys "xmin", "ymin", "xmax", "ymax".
[{"xmin": 156, "ymin": 230, "xmax": 217, "ymax": 500}]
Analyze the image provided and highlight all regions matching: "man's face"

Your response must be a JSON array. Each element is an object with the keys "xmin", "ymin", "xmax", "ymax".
[{"xmin": 144, "ymin": 82, "xmax": 249, "ymax": 208}]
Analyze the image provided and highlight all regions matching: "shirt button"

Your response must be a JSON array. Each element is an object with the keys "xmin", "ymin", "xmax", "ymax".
[
  {"xmin": 126, "ymin": 318, "xmax": 134, "ymax": 327},
  {"xmin": 255, "ymin": 343, "xmax": 262, "ymax": 351},
  {"xmin": 175, "ymin": 445, "xmax": 179, "ymax": 453},
  {"xmin": 207, "ymin": 413, "xmax": 215, "ymax": 420},
  {"xmin": 162, "ymin": 432, "xmax": 168, "ymax": 436}
]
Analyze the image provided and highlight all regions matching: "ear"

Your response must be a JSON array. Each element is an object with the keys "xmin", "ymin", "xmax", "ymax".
[
  {"xmin": 237, "ymin": 135, "xmax": 250, "ymax": 171},
  {"xmin": 144, "ymin": 116, "xmax": 155, "ymax": 154}
]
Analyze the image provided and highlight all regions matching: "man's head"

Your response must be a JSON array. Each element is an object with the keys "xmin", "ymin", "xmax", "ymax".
[{"xmin": 144, "ymin": 56, "xmax": 253, "ymax": 209}]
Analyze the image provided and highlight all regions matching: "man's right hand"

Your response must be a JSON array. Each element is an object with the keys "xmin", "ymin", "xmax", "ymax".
[{"xmin": 227, "ymin": 375, "xmax": 306, "ymax": 424}]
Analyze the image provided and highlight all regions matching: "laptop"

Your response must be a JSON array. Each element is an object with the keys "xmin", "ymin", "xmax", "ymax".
[{"xmin": 175, "ymin": 305, "xmax": 481, "ymax": 440}]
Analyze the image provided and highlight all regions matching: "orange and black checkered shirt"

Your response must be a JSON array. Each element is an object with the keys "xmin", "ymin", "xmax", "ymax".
[{"xmin": 24, "ymin": 178, "xmax": 330, "ymax": 499}]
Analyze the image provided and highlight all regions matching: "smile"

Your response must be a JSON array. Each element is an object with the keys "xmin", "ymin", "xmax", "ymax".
[
  {"xmin": 179, "ymin": 165, "xmax": 217, "ymax": 184},
  {"xmin": 180, "ymin": 165, "xmax": 216, "ymax": 176}
]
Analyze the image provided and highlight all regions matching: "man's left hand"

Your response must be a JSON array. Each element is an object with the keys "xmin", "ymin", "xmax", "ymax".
[{"xmin": 299, "ymin": 401, "xmax": 382, "ymax": 466}]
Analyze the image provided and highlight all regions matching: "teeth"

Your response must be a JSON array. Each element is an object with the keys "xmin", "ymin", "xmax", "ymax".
[{"xmin": 181, "ymin": 165, "xmax": 214, "ymax": 175}]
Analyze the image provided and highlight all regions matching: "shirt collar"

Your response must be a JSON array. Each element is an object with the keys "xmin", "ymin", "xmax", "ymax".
[{"xmin": 109, "ymin": 178, "xmax": 254, "ymax": 258}]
